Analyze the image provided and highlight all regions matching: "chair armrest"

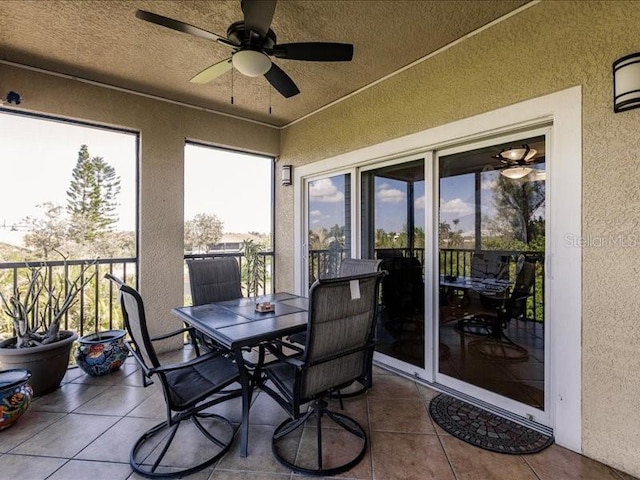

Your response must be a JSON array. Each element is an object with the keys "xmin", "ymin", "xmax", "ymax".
[
  {"xmin": 150, "ymin": 326, "xmax": 194, "ymax": 342},
  {"xmin": 125, "ymin": 341, "xmax": 153, "ymax": 378}
]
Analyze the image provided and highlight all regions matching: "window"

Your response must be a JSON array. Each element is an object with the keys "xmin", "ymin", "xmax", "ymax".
[{"xmin": 184, "ymin": 142, "xmax": 274, "ymax": 297}]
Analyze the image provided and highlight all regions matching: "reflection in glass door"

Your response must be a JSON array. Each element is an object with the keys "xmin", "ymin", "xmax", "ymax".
[
  {"xmin": 306, "ymin": 173, "xmax": 351, "ymax": 286},
  {"xmin": 361, "ymin": 159, "xmax": 425, "ymax": 368},
  {"xmin": 437, "ymin": 135, "xmax": 546, "ymax": 412}
]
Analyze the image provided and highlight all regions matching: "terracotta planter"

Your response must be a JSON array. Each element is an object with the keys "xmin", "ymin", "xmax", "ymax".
[
  {"xmin": 75, "ymin": 329, "xmax": 128, "ymax": 376},
  {"xmin": 0, "ymin": 331, "xmax": 78, "ymax": 397},
  {"xmin": 0, "ymin": 369, "xmax": 33, "ymax": 431}
]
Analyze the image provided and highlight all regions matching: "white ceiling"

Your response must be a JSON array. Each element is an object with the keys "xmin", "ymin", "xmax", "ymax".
[{"xmin": 0, "ymin": 0, "xmax": 530, "ymax": 127}]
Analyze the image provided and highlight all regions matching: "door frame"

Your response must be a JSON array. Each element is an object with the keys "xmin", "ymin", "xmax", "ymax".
[{"xmin": 293, "ymin": 86, "xmax": 581, "ymax": 452}]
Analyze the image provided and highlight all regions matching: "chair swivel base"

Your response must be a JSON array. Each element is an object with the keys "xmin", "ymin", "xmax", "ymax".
[
  {"xmin": 130, "ymin": 412, "xmax": 235, "ymax": 478},
  {"xmin": 271, "ymin": 400, "xmax": 367, "ymax": 477},
  {"xmin": 454, "ymin": 315, "xmax": 494, "ymax": 336}
]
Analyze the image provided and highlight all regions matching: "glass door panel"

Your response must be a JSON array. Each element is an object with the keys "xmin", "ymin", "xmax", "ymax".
[
  {"xmin": 306, "ymin": 173, "xmax": 351, "ymax": 287},
  {"xmin": 361, "ymin": 159, "xmax": 425, "ymax": 368},
  {"xmin": 437, "ymin": 135, "xmax": 546, "ymax": 411}
]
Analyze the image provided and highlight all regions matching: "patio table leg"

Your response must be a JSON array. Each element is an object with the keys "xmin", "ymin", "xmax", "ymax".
[{"xmin": 234, "ymin": 345, "xmax": 253, "ymax": 457}]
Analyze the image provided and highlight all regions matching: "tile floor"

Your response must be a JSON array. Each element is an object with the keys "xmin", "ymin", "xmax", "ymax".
[{"xmin": 0, "ymin": 348, "xmax": 636, "ymax": 480}]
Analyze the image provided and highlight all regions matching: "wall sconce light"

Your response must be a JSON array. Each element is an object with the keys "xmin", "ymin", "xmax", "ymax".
[
  {"xmin": 281, "ymin": 164, "xmax": 292, "ymax": 186},
  {"xmin": 613, "ymin": 52, "xmax": 640, "ymax": 112}
]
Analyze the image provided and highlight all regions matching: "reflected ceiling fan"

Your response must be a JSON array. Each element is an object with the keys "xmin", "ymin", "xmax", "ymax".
[
  {"xmin": 493, "ymin": 144, "xmax": 538, "ymax": 179},
  {"xmin": 135, "ymin": 0, "xmax": 354, "ymax": 98}
]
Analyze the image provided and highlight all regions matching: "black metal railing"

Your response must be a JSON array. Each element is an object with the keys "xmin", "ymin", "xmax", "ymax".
[
  {"xmin": 0, "ymin": 258, "xmax": 137, "ymax": 338},
  {"xmin": 0, "ymin": 250, "xmax": 275, "ymax": 341}
]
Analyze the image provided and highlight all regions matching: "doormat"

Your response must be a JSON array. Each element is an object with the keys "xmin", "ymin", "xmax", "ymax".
[{"xmin": 429, "ymin": 394, "xmax": 554, "ymax": 454}]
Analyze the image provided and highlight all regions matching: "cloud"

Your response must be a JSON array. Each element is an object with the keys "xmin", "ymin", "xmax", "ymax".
[
  {"xmin": 377, "ymin": 187, "xmax": 405, "ymax": 203},
  {"xmin": 415, "ymin": 195, "xmax": 425, "ymax": 210},
  {"xmin": 309, "ymin": 178, "xmax": 344, "ymax": 203},
  {"xmin": 309, "ymin": 209, "xmax": 322, "ymax": 217},
  {"xmin": 440, "ymin": 197, "xmax": 474, "ymax": 215},
  {"xmin": 311, "ymin": 219, "xmax": 320, "ymax": 224}
]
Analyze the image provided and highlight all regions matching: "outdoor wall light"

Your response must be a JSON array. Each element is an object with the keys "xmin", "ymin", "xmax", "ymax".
[
  {"xmin": 281, "ymin": 164, "xmax": 292, "ymax": 186},
  {"xmin": 613, "ymin": 52, "xmax": 640, "ymax": 112}
]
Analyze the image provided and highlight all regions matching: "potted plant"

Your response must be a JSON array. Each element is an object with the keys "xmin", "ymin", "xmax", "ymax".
[{"xmin": 0, "ymin": 259, "xmax": 95, "ymax": 396}]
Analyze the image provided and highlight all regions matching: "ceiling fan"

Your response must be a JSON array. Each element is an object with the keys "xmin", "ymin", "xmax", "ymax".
[
  {"xmin": 493, "ymin": 144, "xmax": 538, "ymax": 179},
  {"xmin": 135, "ymin": 0, "xmax": 354, "ymax": 98}
]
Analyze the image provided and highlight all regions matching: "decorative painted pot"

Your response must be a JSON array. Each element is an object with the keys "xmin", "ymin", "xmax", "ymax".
[
  {"xmin": 0, "ymin": 369, "xmax": 33, "ymax": 431},
  {"xmin": 75, "ymin": 329, "xmax": 128, "ymax": 377}
]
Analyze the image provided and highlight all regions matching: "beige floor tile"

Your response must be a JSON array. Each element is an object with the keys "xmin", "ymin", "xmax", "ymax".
[
  {"xmin": 368, "ymin": 397, "xmax": 434, "ymax": 434},
  {"xmin": 210, "ymin": 471, "xmax": 291, "ymax": 479},
  {"xmin": 0, "ymin": 411, "xmax": 66, "ymax": 453},
  {"xmin": 525, "ymin": 444, "xmax": 624, "ymax": 480},
  {"xmin": 370, "ymin": 431, "xmax": 454, "ymax": 480},
  {"xmin": 417, "ymin": 384, "xmax": 440, "ymax": 404},
  {"xmin": 12, "ymin": 413, "xmax": 120, "ymax": 457},
  {"xmin": 126, "ymin": 389, "xmax": 168, "ymax": 419},
  {"xmin": 47, "ymin": 459, "xmax": 132, "ymax": 480},
  {"xmin": 0, "ymin": 453, "xmax": 67, "ymax": 479},
  {"xmin": 127, "ymin": 465, "xmax": 214, "ymax": 479},
  {"xmin": 441, "ymin": 436, "xmax": 537, "ymax": 480},
  {"xmin": 75, "ymin": 416, "xmax": 162, "ymax": 463},
  {"xmin": 367, "ymin": 375, "xmax": 420, "ymax": 400},
  {"xmin": 249, "ymin": 392, "xmax": 291, "ymax": 426},
  {"xmin": 30, "ymin": 382, "xmax": 109, "ymax": 413},
  {"xmin": 217, "ymin": 424, "xmax": 298, "ymax": 474},
  {"xmin": 73, "ymin": 385, "xmax": 153, "ymax": 416},
  {"xmin": 326, "ymin": 396, "xmax": 370, "ymax": 429},
  {"xmin": 294, "ymin": 426, "xmax": 371, "ymax": 479}
]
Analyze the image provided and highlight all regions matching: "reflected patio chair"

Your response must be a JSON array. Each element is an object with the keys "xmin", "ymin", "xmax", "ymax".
[
  {"xmin": 463, "ymin": 260, "xmax": 536, "ymax": 362},
  {"xmin": 105, "ymin": 274, "xmax": 242, "ymax": 478},
  {"xmin": 259, "ymin": 272, "xmax": 384, "ymax": 476},
  {"xmin": 186, "ymin": 257, "xmax": 242, "ymax": 352}
]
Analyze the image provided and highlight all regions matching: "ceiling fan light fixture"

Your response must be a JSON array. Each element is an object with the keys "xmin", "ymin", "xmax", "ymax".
[
  {"xmin": 498, "ymin": 146, "xmax": 537, "ymax": 162},
  {"xmin": 232, "ymin": 49, "xmax": 271, "ymax": 77},
  {"xmin": 501, "ymin": 166, "xmax": 533, "ymax": 179}
]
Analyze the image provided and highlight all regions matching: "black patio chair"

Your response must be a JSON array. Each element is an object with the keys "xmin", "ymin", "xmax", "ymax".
[
  {"xmin": 186, "ymin": 257, "xmax": 242, "ymax": 352},
  {"xmin": 288, "ymin": 258, "xmax": 383, "ymax": 399},
  {"xmin": 105, "ymin": 274, "xmax": 242, "ymax": 478},
  {"xmin": 259, "ymin": 271, "xmax": 384, "ymax": 476}
]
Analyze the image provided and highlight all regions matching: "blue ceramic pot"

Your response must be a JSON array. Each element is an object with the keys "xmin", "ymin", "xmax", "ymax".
[
  {"xmin": 75, "ymin": 329, "xmax": 128, "ymax": 377},
  {"xmin": 0, "ymin": 369, "xmax": 33, "ymax": 431}
]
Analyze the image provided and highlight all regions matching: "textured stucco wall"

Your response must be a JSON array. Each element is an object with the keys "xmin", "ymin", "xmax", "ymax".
[
  {"xmin": 277, "ymin": 1, "xmax": 640, "ymax": 476},
  {"xmin": 0, "ymin": 63, "xmax": 279, "ymax": 352}
]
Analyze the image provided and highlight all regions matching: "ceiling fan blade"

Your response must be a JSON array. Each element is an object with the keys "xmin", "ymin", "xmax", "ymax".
[
  {"xmin": 241, "ymin": 0, "xmax": 277, "ymax": 37},
  {"xmin": 135, "ymin": 10, "xmax": 234, "ymax": 47},
  {"xmin": 190, "ymin": 58, "xmax": 233, "ymax": 84},
  {"xmin": 264, "ymin": 63, "xmax": 300, "ymax": 98},
  {"xmin": 269, "ymin": 42, "xmax": 354, "ymax": 62}
]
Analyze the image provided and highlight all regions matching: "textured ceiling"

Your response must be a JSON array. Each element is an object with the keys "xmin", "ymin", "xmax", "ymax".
[{"xmin": 0, "ymin": 0, "xmax": 529, "ymax": 127}]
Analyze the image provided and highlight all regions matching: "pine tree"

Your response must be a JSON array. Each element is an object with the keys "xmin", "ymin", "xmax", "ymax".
[{"xmin": 66, "ymin": 145, "xmax": 121, "ymax": 243}]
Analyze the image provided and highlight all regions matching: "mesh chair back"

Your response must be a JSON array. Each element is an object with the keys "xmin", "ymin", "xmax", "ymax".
[
  {"xmin": 187, "ymin": 258, "xmax": 242, "ymax": 305},
  {"xmin": 511, "ymin": 261, "xmax": 535, "ymax": 300},
  {"xmin": 302, "ymin": 272, "xmax": 383, "ymax": 399},
  {"xmin": 118, "ymin": 284, "xmax": 161, "ymax": 370},
  {"xmin": 338, "ymin": 258, "xmax": 382, "ymax": 277},
  {"xmin": 471, "ymin": 252, "xmax": 508, "ymax": 279}
]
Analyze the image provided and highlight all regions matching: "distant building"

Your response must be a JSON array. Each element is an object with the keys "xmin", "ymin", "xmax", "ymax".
[{"xmin": 210, "ymin": 233, "xmax": 263, "ymax": 252}]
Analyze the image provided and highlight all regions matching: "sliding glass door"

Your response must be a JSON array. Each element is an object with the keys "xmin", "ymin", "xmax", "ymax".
[
  {"xmin": 436, "ymin": 133, "xmax": 549, "ymax": 424},
  {"xmin": 361, "ymin": 159, "xmax": 426, "ymax": 369}
]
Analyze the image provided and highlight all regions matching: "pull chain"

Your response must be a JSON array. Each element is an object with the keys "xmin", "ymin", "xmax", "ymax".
[
  {"xmin": 269, "ymin": 85, "xmax": 272, "ymax": 114},
  {"xmin": 231, "ymin": 67, "xmax": 235, "ymax": 105}
]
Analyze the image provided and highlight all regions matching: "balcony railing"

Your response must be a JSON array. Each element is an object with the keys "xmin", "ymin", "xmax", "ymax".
[
  {"xmin": 0, "ymin": 257, "xmax": 137, "ymax": 338},
  {"xmin": 0, "ymin": 251, "xmax": 275, "ymax": 340},
  {"xmin": 308, "ymin": 247, "xmax": 544, "ymax": 322}
]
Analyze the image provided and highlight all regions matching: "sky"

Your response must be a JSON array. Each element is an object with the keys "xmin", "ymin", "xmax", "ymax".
[
  {"xmin": 307, "ymin": 174, "xmax": 426, "ymax": 234},
  {"xmin": 0, "ymin": 111, "xmax": 272, "ymax": 249}
]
